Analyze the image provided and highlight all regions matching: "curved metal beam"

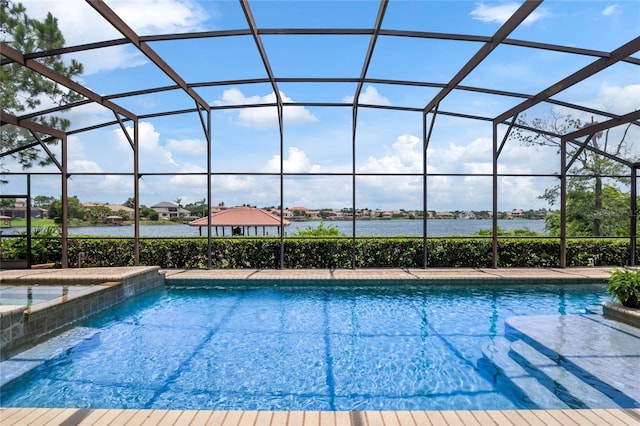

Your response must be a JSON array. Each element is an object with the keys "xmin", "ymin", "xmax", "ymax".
[
  {"xmin": 1, "ymin": 42, "xmax": 136, "ymax": 120},
  {"xmin": 422, "ymin": 1, "xmax": 542, "ymax": 114},
  {"xmin": 495, "ymin": 36, "xmax": 640, "ymax": 123},
  {"xmin": 86, "ymin": 0, "xmax": 210, "ymax": 113}
]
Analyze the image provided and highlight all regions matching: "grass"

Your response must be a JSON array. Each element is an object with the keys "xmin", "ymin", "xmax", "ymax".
[
  {"xmin": 5, "ymin": 218, "xmax": 182, "ymax": 227},
  {"xmin": 4, "ymin": 218, "xmax": 58, "ymax": 227}
]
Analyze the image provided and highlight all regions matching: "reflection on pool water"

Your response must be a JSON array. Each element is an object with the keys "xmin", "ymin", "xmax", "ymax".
[
  {"xmin": 0, "ymin": 285, "xmax": 94, "ymax": 306},
  {"xmin": 0, "ymin": 283, "xmax": 613, "ymax": 411}
]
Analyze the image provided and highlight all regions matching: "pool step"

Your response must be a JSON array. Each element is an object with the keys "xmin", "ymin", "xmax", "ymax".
[
  {"xmin": 508, "ymin": 339, "xmax": 624, "ymax": 409},
  {"xmin": 482, "ymin": 337, "xmax": 568, "ymax": 409}
]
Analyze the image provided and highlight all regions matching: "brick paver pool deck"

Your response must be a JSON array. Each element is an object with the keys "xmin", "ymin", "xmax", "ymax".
[{"xmin": 2, "ymin": 267, "xmax": 639, "ymax": 426}]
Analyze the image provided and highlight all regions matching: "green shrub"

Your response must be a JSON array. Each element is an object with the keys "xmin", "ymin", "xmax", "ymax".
[
  {"xmin": 607, "ymin": 266, "xmax": 640, "ymax": 308},
  {"xmin": 289, "ymin": 221, "xmax": 346, "ymax": 237},
  {"xmin": 3, "ymin": 235, "xmax": 638, "ymax": 269},
  {"xmin": 0, "ymin": 227, "xmax": 61, "ymax": 265}
]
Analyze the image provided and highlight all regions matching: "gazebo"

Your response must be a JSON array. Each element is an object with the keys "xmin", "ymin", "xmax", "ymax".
[{"xmin": 188, "ymin": 207, "xmax": 290, "ymax": 237}]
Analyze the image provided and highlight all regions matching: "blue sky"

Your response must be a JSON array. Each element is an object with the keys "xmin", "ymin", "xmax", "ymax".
[{"xmin": 2, "ymin": 0, "xmax": 639, "ymax": 212}]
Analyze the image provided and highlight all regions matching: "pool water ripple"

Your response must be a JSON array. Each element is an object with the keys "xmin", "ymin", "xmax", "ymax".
[{"xmin": 0, "ymin": 283, "xmax": 613, "ymax": 411}]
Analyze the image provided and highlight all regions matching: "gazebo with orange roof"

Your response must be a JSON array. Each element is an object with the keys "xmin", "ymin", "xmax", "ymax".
[{"xmin": 188, "ymin": 206, "xmax": 291, "ymax": 236}]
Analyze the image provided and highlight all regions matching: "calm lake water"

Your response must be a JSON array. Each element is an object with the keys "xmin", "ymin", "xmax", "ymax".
[{"xmin": 4, "ymin": 219, "xmax": 546, "ymax": 237}]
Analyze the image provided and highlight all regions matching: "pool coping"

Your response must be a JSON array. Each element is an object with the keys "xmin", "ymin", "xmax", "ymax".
[
  {"xmin": 603, "ymin": 302, "xmax": 640, "ymax": 328},
  {"xmin": 162, "ymin": 266, "xmax": 615, "ymax": 282}
]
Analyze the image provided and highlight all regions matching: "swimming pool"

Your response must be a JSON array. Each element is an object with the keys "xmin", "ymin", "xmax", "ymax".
[{"xmin": 0, "ymin": 282, "xmax": 622, "ymax": 411}]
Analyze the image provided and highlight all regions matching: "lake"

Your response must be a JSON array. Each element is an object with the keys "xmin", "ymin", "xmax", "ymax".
[{"xmin": 3, "ymin": 219, "xmax": 546, "ymax": 237}]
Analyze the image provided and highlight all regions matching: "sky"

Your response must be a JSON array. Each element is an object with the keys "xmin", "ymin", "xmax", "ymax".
[{"xmin": 2, "ymin": 0, "xmax": 639, "ymax": 212}]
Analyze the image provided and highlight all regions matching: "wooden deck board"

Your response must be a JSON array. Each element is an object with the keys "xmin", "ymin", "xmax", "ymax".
[
  {"xmin": 544, "ymin": 410, "xmax": 582, "ymax": 426},
  {"xmin": 3, "ymin": 407, "xmax": 43, "ymax": 425},
  {"xmin": 0, "ymin": 407, "xmax": 29, "ymax": 424},
  {"xmin": 124, "ymin": 409, "xmax": 157, "ymax": 426},
  {"xmin": 482, "ymin": 410, "xmax": 513, "ymax": 426},
  {"xmin": 271, "ymin": 411, "xmax": 290, "ymax": 426},
  {"xmin": 368, "ymin": 411, "xmax": 389, "ymax": 426},
  {"xmin": 455, "ymin": 410, "xmax": 483, "ymax": 426},
  {"xmin": 442, "ymin": 410, "xmax": 473, "ymax": 426},
  {"xmin": 319, "ymin": 410, "xmax": 335, "ymax": 426},
  {"xmin": 138, "ymin": 409, "xmax": 171, "ymax": 425},
  {"xmin": 335, "ymin": 411, "xmax": 353, "ymax": 426},
  {"xmin": 174, "ymin": 410, "xmax": 199, "ymax": 425},
  {"xmin": 304, "ymin": 410, "xmax": 321, "ymax": 426},
  {"xmin": 237, "ymin": 410, "xmax": 257, "ymax": 426},
  {"xmin": 394, "ymin": 411, "xmax": 417, "ymax": 426},
  {"xmin": 423, "ymin": 410, "xmax": 448, "ymax": 425},
  {"xmin": 379, "ymin": 411, "xmax": 400, "ymax": 426},
  {"xmin": 406, "ymin": 411, "xmax": 433, "ymax": 426},
  {"xmin": 253, "ymin": 410, "xmax": 274, "ymax": 426},
  {"xmin": 468, "ymin": 410, "xmax": 498, "ymax": 426},
  {"xmin": 531, "ymin": 410, "xmax": 562, "ymax": 426},
  {"xmin": 108, "ymin": 408, "xmax": 141, "ymax": 426},
  {"xmin": 191, "ymin": 410, "xmax": 214, "ymax": 425},
  {"xmin": 42, "ymin": 408, "xmax": 84, "ymax": 426},
  {"xmin": 605, "ymin": 408, "xmax": 640, "ymax": 425},
  {"xmin": 222, "ymin": 410, "xmax": 243, "ymax": 426},
  {"xmin": 287, "ymin": 411, "xmax": 305, "ymax": 425},
  {"xmin": 1, "ymin": 408, "xmax": 640, "ymax": 425},
  {"xmin": 204, "ymin": 410, "xmax": 230, "ymax": 426},
  {"xmin": 501, "ymin": 409, "xmax": 532, "ymax": 426}
]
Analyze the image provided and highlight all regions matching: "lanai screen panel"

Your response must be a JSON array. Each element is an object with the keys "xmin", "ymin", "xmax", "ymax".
[
  {"xmin": 282, "ymin": 106, "xmax": 352, "ymax": 174},
  {"xmin": 1, "ymin": 0, "xmax": 639, "ymax": 268},
  {"xmin": 355, "ymin": 108, "xmax": 423, "ymax": 174}
]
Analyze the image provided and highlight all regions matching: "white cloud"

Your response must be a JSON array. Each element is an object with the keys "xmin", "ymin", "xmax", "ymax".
[
  {"xmin": 354, "ymin": 134, "xmax": 500, "ymax": 210},
  {"xmin": 167, "ymin": 163, "xmax": 208, "ymax": 202},
  {"xmin": 427, "ymin": 137, "xmax": 493, "ymax": 175},
  {"xmin": 593, "ymin": 83, "xmax": 640, "ymax": 116},
  {"xmin": 214, "ymin": 89, "xmax": 318, "ymax": 129},
  {"xmin": 166, "ymin": 138, "xmax": 206, "ymax": 155},
  {"xmin": 556, "ymin": 83, "xmax": 640, "ymax": 149},
  {"xmin": 66, "ymin": 135, "xmax": 103, "ymax": 173},
  {"xmin": 264, "ymin": 147, "xmax": 322, "ymax": 173},
  {"xmin": 65, "ymin": 168, "xmax": 134, "ymax": 203},
  {"xmin": 115, "ymin": 121, "xmax": 179, "ymax": 168},
  {"xmin": 343, "ymin": 86, "xmax": 391, "ymax": 105},
  {"xmin": 602, "ymin": 4, "xmax": 619, "ymax": 16},
  {"xmin": 111, "ymin": 0, "xmax": 208, "ymax": 34},
  {"xmin": 470, "ymin": 2, "xmax": 550, "ymax": 25},
  {"xmin": 359, "ymin": 134, "xmax": 422, "ymax": 173},
  {"xmin": 72, "ymin": 47, "xmax": 147, "ymax": 76},
  {"xmin": 20, "ymin": 0, "xmax": 208, "ymax": 75}
]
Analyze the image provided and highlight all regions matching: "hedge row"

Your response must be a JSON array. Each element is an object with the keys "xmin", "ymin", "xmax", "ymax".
[{"xmin": 14, "ymin": 237, "xmax": 636, "ymax": 268}]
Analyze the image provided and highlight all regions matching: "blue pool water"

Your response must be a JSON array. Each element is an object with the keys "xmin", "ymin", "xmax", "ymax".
[{"xmin": 1, "ymin": 283, "xmax": 610, "ymax": 411}]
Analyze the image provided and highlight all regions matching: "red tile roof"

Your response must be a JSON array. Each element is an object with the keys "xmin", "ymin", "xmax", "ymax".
[{"xmin": 188, "ymin": 207, "xmax": 290, "ymax": 227}]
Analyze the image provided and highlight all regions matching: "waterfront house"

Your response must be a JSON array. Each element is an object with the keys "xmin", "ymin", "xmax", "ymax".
[{"xmin": 151, "ymin": 201, "xmax": 191, "ymax": 219}]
